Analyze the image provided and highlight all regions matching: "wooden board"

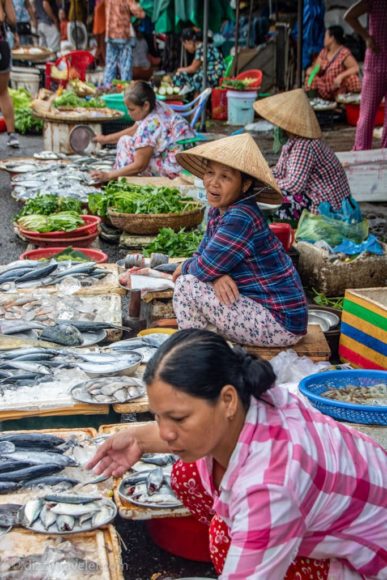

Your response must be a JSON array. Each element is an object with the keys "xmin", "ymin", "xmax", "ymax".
[
  {"xmin": 98, "ymin": 423, "xmax": 189, "ymax": 521},
  {"xmin": 336, "ymin": 148, "xmax": 387, "ymax": 202},
  {"xmin": 0, "ymin": 401, "xmax": 109, "ymax": 421},
  {"xmin": 0, "ymin": 527, "xmax": 123, "ymax": 580},
  {"xmin": 0, "ymin": 264, "xmax": 125, "ymax": 297},
  {"xmin": 242, "ymin": 325, "xmax": 331, "ymax": 362}
]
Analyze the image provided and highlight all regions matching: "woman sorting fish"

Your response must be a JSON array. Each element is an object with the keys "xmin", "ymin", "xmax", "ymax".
[
  {"xmin": 88, "ymin": 329, "xmax": 387, "ymax": 579},
  {"xmin": 171, "ymin": 133, "xmax": 307, "ymax": 347},
  {"xmin": 254, "ymin": 89, "xmax": 357, "ymax": 224},
  {"xmin": 91, "ymin": 81, "xmax": 194, "ymax": 183}
]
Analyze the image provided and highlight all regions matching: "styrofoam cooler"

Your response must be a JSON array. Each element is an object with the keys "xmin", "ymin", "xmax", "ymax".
[
  {"xmin": 227, "ymin": 90, "xmax": 257, "ymax": 125},
  {"xmin": 10, "ymin": 66, "xmax": 40, "ymax": 97}
]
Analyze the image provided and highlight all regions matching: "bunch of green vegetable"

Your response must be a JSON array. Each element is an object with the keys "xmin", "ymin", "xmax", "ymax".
[
  {"xmin": 9, "ymin": 88, "xmax": 43, "ymax": 135},
  {"xmin": 53, "ymin": 90, "xmax": 105, "ymax": 109},
  {"xmin": 88, "ymin": 179, "xmax": 198, "ymax": 218},
  {"xmin": 312, "ymin": 289, "xmax": 344, "ymax": 310},
  {"xmin": 221, "ymin": 78, "xmax": 256, "ymax": 90},
  {"xmin": 16, "ymin": 195, "xmax": 83, "ymax": 219},
  {"xmin": 17, "ymin": 212, "xmax": 84, "ymax": 233},
  {"xmin": 144, "ymin": 228, "xmax": 204, "ymax": 258},
  {"xmin": 39, "ymin": 247, "xmax": 91, "ymax": 262}
]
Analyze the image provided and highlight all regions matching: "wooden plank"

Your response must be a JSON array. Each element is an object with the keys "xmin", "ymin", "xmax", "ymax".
[
  {"xmin": 336, "ymin": 148, "xmax": 387, "ymax": 202},
  {"xmin": 242, "ymin": 325, "xmax": 331, "ymax": 362}
]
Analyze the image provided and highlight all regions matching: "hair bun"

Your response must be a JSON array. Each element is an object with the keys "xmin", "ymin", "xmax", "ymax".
[{"xmin": 233, "ymin": 346, "xmax": 276, "ymax": 400}]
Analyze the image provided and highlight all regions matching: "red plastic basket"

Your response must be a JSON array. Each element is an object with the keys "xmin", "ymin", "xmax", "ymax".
[
  {"xmin": 146, "ymin": 516, "xmax": 211, "ymax": 562},
  {"xmin": 345, "ymin": 103, "xmax": 384, "ymax": 127},
  {"xmin": 21, "ymin": 231, "xmax": 100, "ymax": 248},
  {"xmin": 211, "ymin": 88, "xmax": 228, "ymax": 120},
  {"xmin": 269, "ymin": 223, "xmax": 295, "ymax": 252},
  {"xmin": 20, "ymin": 247, "xmax": 108, "ymax": 263},
  {"xmin": 17, "ymin": 215, "xmax": 101, "ymax": 240},
  {"xmin": 236, "ymin": 69, "xmax": 263, "ymax": 89}
]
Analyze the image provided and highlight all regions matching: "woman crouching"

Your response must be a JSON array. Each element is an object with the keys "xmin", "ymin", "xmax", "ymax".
[{"xmin": 172, "ymin": 133, "xmax": 307, "ymax": 347}]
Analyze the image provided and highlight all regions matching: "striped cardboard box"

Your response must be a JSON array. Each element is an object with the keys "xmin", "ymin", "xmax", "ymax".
[{"xmin": 339, "ymin": 288, "xmax": 387, "ymax": 370}]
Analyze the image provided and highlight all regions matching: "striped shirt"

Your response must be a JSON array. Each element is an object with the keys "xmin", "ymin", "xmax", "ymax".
[
  {"xmin": 197, "ymin": 389, "xmax": 387, "ymax": 579},
  {"xmin": 181, "ymin": 199, "xmax": 307, "ymax": 336},
  {"xmin": 272, "ymin": 138, "xmax": 351, "ymax": 214}
]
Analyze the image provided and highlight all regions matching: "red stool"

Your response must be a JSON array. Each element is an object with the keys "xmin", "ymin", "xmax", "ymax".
[{"xmin": 146, "ymin": 516, "xmax": 211, "ymax": 562}]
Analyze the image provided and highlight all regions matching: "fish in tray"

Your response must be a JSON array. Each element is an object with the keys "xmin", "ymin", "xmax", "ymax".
[
  {"xmin": 0, "ymin": 539, "xmax": 100, "ymax": 579},
  {"xmin": 107, "ymin": 333, "xmax": 171, "ymax": 363},
  {"xmin": 71, "ymin": 376, "xmax": 145, "ymax": 404},
  {"xmin": 20, "ymin": 494, "xmax": 116, "ymax": 533}
]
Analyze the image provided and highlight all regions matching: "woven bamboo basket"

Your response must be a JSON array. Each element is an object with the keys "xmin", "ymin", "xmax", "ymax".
[{"xmin": 107, "ymin": 202, "xmax": 205, "ymax": 235}]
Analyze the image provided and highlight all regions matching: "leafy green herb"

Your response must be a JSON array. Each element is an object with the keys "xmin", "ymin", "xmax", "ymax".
[
  {"xmin": 312, "ymin": 288, "xmax": 344, "ymax": 310},
  {"xmin": 39, "ymin": 247, "xmax": 91, "ymax": 262},
  {"xmin": 17, "ymin": 212, "xmax": 84, "ymax": 233},
  {"xmin": 16, "ymin": 195, "xmax": 82, "ymax": 219},
  {"xmin": 9, "ymin": 88, "xmax": 43, "ymax": 134},
  {"xmin": 53, "ymin": 90, "xmax": 105, "ymax": 109},
  {"xmin": 144, "ymin": 228, "xmax": 204, "ymax": 258},
  {"xmin": 88, "ymin": 179, "xmax": 198, "ymax": 218}
]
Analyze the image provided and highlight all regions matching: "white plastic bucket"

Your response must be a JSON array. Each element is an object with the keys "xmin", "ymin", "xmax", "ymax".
[
  {"xmin": 10, "ymin": 67, "xmax": 40, "ymax": 97},
  {"xmin": 227, "ymin": 90, "xmax": 257, "ymax": 126}
]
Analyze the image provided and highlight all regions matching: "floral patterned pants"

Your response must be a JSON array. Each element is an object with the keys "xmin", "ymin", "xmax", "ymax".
[
  {"xmin": 173, "ymin": 274, "xmax": 302, "ymax": 347},
  {"xmin": 104, "ymin": 39, "xmax": 134, "ymax": 86},
  {"xmin": 171, "ymin": 460, "xmax": 330, "ymax": 578}
]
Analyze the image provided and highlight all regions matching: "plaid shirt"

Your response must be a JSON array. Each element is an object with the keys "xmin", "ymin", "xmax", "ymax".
[
  {"xmin": 197, "ymin": 390, "xmax": 387, "ymax": 579},
  {"xmin": 181, "ymin": 199, "xmax": 307, "ymax": 336},
  {"xmin": 105, "ymin": 0, "xmax": 144, "ymax": 40},
  {"xmin": 272, "ymin": 138, "xmax": 351, "ymax": 214}
]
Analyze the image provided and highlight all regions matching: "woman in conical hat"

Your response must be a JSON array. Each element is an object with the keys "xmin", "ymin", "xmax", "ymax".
[
  {"xmin": 170, "ymin": 133, "xmax": 307, "ymax": 348},
  {"xmin": 254, "ymin": 89, "xmax": 357, "ymax": 224}
]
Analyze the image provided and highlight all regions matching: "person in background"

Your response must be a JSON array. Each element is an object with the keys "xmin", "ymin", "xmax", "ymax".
[
  {"xmin": 174, "ymin": 28, "xmax": 225, "ymax": 93},
  {"xmin": 87, "ymin": 329, "xmax": 387, "ymax": 579},
  {"xmin": 13, "ymin": 0, "xmax": 36, "ymax": 45},
  {"xmin": 305, "ymin": 25, "xmax": 361, "ymax": 101},
  {"xmin": 92, "ymin": 0, "xmax": 105, "ymax": 67},
  {"xmin": 58, "ymin": 7, "xmax": 68, "ymax": 42},
  {"xmin": 345, "ymin": 0, "xmax": 387, "ymax": 150},
  {"xmin": 103, "ymin": 0, "xmax": 145, "ymax": 86},
  {"xmin": 91, "ymin": 81, "xmax": 194, "ymax": 181},
  {"xmin": 132, "ymin": 26, "xmax": 159, "ymax": 81},
  {"xmin": 0, "ymin": 0, "xmax": 19, "ymax": 147},
  {"xmin": 35, "ymin": 0, "xmax": 60, "ymax": 53},
  {"xmin": 254, "ymin": 89, "xmax": 355, "ymax": 224}
]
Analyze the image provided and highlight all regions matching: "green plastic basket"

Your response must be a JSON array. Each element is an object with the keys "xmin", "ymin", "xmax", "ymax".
[{"xmin": 101, "ymin": 93, "xmax": 132, "ymax": 121}]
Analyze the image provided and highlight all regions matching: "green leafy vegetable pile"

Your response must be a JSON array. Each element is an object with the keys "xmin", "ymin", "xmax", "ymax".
[
  {"xmin": 17, "ymin": 212, "xmax": 84, "ymax": 233},
  {"xmin": 53, "ymin": 90, "xmax": 105, "ymax": 109},
  {"xmin": 16, "ymin": 195, "xmax": 83, "ymax": 219},
  {"xmin": 88, "ymin": 178, "xmax": 198, "ymax": 218},
  {"xmin": 9, "ymin": 88, "xmax": 43, "ymax": 135},
  {"xmin": 39, "ymin": 247, "xmax": 91, "ymax": 262},
  {"xmin": 312, "ymin": 289, "xmax": 344, "ymax": 311},
  {"xmin": 144, "ymin": 227, "xmax": 204, "ymax": 257}
]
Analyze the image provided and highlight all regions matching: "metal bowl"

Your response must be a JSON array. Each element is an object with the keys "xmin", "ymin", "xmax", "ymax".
[
  {"xmin": 308, "ymin": 309, "xmax": 340, "ymax": 330},
  {"xmin": 308, "ymin": 313, "xmax": 330, "ymax": 332}
]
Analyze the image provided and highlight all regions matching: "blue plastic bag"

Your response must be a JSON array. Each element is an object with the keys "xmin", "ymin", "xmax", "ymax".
[
  {"xmin": 318, "ymin": 196, "xmax": 363, "ymax": 224},
  {"xmin": 332, "ymin": 235, "xmax": 384, "ymax": 255}
]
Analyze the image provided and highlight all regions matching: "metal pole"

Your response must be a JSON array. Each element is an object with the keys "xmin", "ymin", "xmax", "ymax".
[
  {"xmin": 200, "ymin": 0, "xmax": 209, "ymax": 132},
  {"xmin": 233, "ymin": 0, "xmax": 241, "ymax": 76},
  {"xmin": 247, "ymin": 0, "xmax": 254, "ymax": 48},
  {"xmin": 296, "ymin": 0, "xmax": 304, "ymax": 87}
]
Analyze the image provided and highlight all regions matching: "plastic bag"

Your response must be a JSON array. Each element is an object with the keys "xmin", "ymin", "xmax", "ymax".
[
  {"xmin": 332, "ymin": 234, "xmax": 384, "ymax": 255},
  {"xmin": 270, "ymin": 349, "xmax": 330, "ymax": 385},
  {"xmin": 318, "ymin": 196, "xmax": 363, "ymax": 224},
  {"xmin": 296, "ymin": 210, "xmax": 368, "ymax": 246}
]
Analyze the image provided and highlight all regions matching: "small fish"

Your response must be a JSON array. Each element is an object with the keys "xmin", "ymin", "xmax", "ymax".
[
  {"xmin": 0, "ymin": 432, "xmax": 64, "ymax": 448},
  {"xmin": 142, "ymin": 453, "xmax": 177, "ymax": 466},
  {"xmin": 39, "ymin": 323, "xmax": 84, "ymax": 346},
  {"xmin": 3, "ymin": 450, "xmax": 77, "ymax": 468},
  {"xmin": 153, "ymin": 263, "xmax": 178, "ymax": 274},
  {"xmin": 43, "ymin": 493, "xmax": 101, "ymax": 504},
  {"xmin": 22, "ymin": 476, "xmax": 79, "ymax": 489},
  {"xmin": 0, "ymin": 361, "xmax": 51, "ymax": 375},
  {"xmin": 92, "ymin": 505, "xmax": 111, "ymax": 527},
  {"xmin": 123, "ymin": 471, "xmax": 153, "ymax": 486},
  {"xmin": 39, "ymin": 504, "xmax": 57, "ymax": 529},
  {"xmin": 0, "ymin": 463, "xmax": 62, "ymax": 482},
  {"xmin": 0, "ymin": 461, "xmax": 32, "ymax": 474},
  {"xmin": 0, "ymin": 320, "xmax": 46, "ymax": 334},
  {"xmin": 16, "ymin": 263, "xmax": 58, "ymax": 283},
  {"xmin": 23, "ymin": 498, "xmax": 43, "ymax": 526},
  {"xmin": 50, "ymin": 501, "xmax": 100, "ymax": 517},
  {"xmin": 147, "ymin": 467, "xmax": 164, "ymax": 495},
  {"xmin": 56, "ymin": 514, "xmax": 75, "ymax": 532},
  {"xmin": 0, "ymin": 481, "xmax": 20, "ymax": 494},
  {"xmin": 0, "ymin": 441, "xmax": 15, "ymax": 454},
  {"xmin": 142, "ymin": 334, "xmax": 170, "ymax": 348}
]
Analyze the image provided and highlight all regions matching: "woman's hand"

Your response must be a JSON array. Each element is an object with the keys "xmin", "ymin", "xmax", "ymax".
[
  {"xmin": 90, "ymin": 170, "xmax": 112, "ymax": 183},
  {"xmin": 86, "ymin": 429, "xmax": 143, "ymax": 477},
  {"xmin": 93, "ymin": 134, "xmax": 108, "ymax": 145},
  {"xmin": 212, "ymin": 275, "xmax": 239, "ymax": 306},
  {"xmin": 333, "ymin": 74, "xmax": 343, "ymax": 88},
  {"xmin": 172, "ymin": 263, "xmax": 183, "ymax": 282}
]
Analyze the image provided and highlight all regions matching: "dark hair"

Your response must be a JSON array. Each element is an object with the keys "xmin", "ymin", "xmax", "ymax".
[
  {"xmin": 181, "ymin": 28, "xmax": 203, "ymax": 43},
  {"xmin": 327, "ymin": 25, "xmax": 345, "ymax": 45},
  {"xmin": 124, "ymin": 81, "xmax": 156, "ymax": 112},
  {"xmin": 143, "ymin": 329, "xmax": 276, "ymax": 409}
]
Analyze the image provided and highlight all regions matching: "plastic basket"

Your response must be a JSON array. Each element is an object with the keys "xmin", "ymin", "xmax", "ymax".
[
  {"xmin": 299, "ymin": 370, "xmax": 387, "ymax": 425},
  {"xmin": 345, "ymin": 103, "xmax": 384, "ymax": 127},
  {"xmin": 20, "ymin": 247, "xmax": 108, "ymax": 263},
  {"xmin": 236, "ymin": 69, "xmax": 263, "ymax": 89},
  {"xmin": 17, "ymin": 215, "xmax": 101, "ymax": 239},
  {"xmin": 101, "ymin": 93, "xmax": 131, "ymax": 121}
]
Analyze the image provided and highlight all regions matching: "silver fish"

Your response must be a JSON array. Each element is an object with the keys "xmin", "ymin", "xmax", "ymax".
[
  {"xmin": 44, "ymin": 493, "xmax": 101, "ymax": 504},
  {"xmin": 56, "ymin": 514, "xmax": 75, "ymax": 532},
  {"xmin": 39, "ymin": 504, "xmax": 57, "ymax": 529},
  {"xmin": 0, "ymin": 481, "xmax": 20, "ymax": 494},
  {"xmin": 16, "ymin": 263, "xmax": 58, "ymax": 283},
  {"xmin": 0, "ymin": 361, "xmax": 51, "ymax": 374},
  {"xmin": 22, "ymin": 476, "xmax": 79, "ymax": 489},
  {"xmin": 50, "ymin": 502, "xmax": 100, "ymax": 517},
  {"xmin": 142, "ymin": 453, "xmax": 177, "ymax": 466},
  {"xmin": 0, "ymin": 442, "xmax": 15, "ymax": 454},
  {"xmin": 3, "ymin": 451, "xmax": 77, "ymax": 468},
  {"xmin": 0, "ymin": 463, "xmax": 63, "ymax": 482},
  {"xmin": 0, "ymin": 433, "xmax": 64, "ymax": 448},
  {"xmin": 23, "ymin": 498, "xmax": 43, "ymax": 526},
  {"xmin": 39, "ymin": 323, "xmax": 83, "ymax": 346},
  {"xmin": 147, "ymin": 467, "xmax": 164, "ymax": 495}
]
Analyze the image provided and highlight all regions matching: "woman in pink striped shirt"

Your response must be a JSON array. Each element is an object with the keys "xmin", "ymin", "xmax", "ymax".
[{"xmin": 88, "ymin": 330, "xmax": 387, "ymax": 579}]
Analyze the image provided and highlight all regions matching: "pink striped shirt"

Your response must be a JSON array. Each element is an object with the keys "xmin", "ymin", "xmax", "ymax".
[{"xmin": 196, "ymin": 388, "xmax": 387, "ymax": 579}]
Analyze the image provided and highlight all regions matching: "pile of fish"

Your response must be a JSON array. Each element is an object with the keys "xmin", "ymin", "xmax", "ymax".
[
  {"xmin": 118, "ymin": 453, "xmax": 182, "ymax": 508},
  {"xmin": 21, "ymin": 493, "xmax": 116, "ymax": 533},
  {"xmin": 71, "ymin": 376, "xmax": 145, "ymax": 404},
  {"xmin": 0, "ymin": 260, "xmax": 109, "ymax": 291},
  {"xmin": 0, "ymin": 347, "xmax": 143, "ymax": 393},
  {"xmin": 0, "ymin": 539, "xmax": 101, "ymax": 580},
  {"xmin": 7, "ymin": 153, "xmax": 115, "ymax": 202},
  {"xmin": 324, "ymin": 383, "xmax": 387, "ymax": 405},
  {"xmin": 106, "ymin": 333, "xmax": 171, "ymax": 363},
  {"xmin": 0, "ymin": 433, "xmax": 79, "ymax": 493}
]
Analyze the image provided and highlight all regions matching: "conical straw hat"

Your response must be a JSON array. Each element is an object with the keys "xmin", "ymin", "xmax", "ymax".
[
  {"xmin": 176, "ymin": 133, "xmax": 283, "ymax": 205},
  {"xmin": 253, "ymin": 89, "xmax": 322, "ymax": 139}
]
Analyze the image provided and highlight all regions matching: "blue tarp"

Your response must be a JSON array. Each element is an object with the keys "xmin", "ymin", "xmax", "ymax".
[{"xmin": 293, "ymin": 0, "xmax": 325, "ymax": 69}]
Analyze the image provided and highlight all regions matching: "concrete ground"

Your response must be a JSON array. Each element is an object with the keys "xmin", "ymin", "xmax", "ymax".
[{"xmin": 0, "ymin": 123, "xmax": 385, "ymax": 579}]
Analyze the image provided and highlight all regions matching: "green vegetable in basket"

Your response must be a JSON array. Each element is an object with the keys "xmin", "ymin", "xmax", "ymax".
[
  {"xmin": 312, "ymin": 289, "xmax": 344, "ymax": 311},
  {"xmin": 16, "ymin": 195, "xmax": 82, "ymax": 218},
  {"xmin": 53, "ymin": 90, "xmax": 105, "ymax": 109},
  {"xmin": 39, "ymin": 247, "xmax": 91, "ymax": 262},
  {"xmin": 17, "ymin": 212, "xmax": 83, "ymax": 233},
  {"xmin": 144, "ymin": 228, "xmax": 204, "ymax": 258}
]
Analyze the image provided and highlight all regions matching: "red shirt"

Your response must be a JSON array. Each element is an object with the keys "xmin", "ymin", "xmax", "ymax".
[{"xmin": 105, "ymin": 0, "xmax": 144, "ymax": 40}]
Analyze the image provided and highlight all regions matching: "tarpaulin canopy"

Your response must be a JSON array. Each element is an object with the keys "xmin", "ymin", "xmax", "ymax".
[{"xmin": 140, "ymin": 0, "xmax": 234, "ymax": 33}]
